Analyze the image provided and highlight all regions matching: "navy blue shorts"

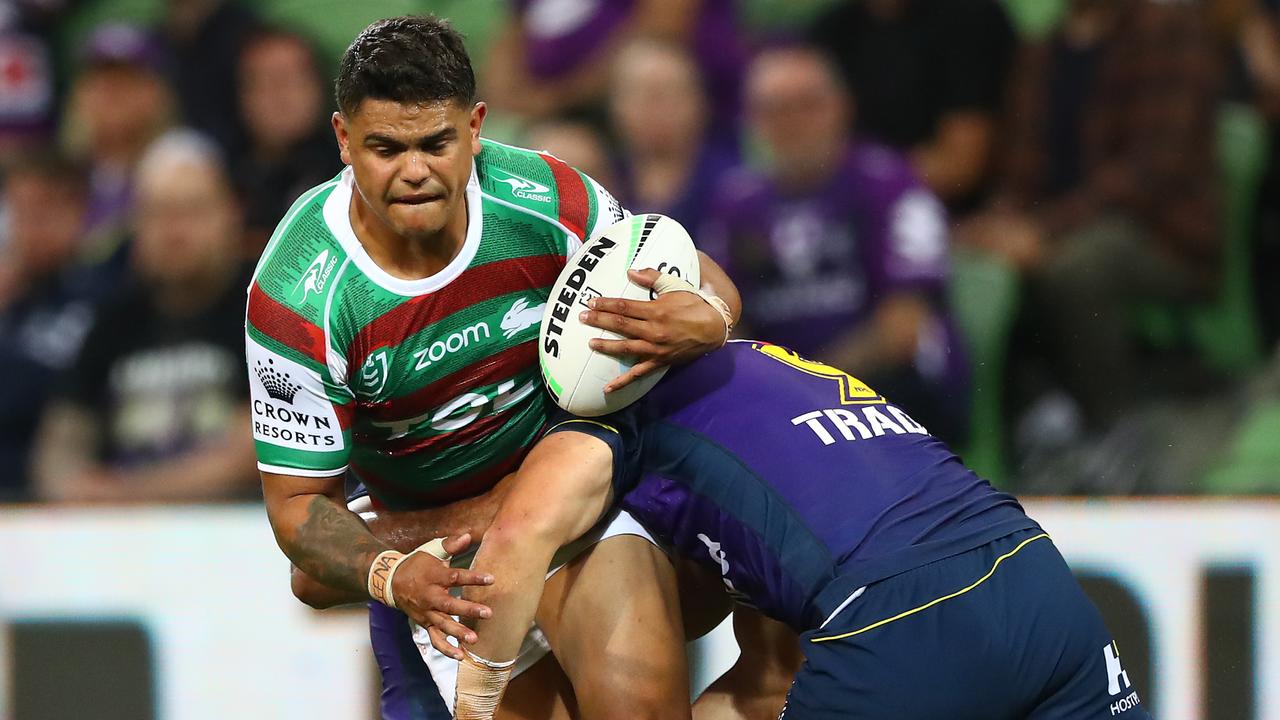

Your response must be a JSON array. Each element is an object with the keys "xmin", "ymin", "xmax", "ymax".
[
  {"xmin": 368, "ymin": 601, "xmax": 451, "ymax": 720},
  {"xmin": 782, "ymin": 529, "xmax": 1152, "ymax": 720}
]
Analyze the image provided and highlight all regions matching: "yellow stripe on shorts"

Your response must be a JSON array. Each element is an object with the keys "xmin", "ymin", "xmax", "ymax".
[
  {"xmin": 811, "ymin": 533, "xmax": 1051, "ymax": 643},
  {"xmin": 547, "ymin": 418, "xmax": 620, "ymax": 435}
]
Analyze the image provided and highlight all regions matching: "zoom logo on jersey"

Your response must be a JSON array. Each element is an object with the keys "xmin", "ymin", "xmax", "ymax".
[
  {"xmin": 414, "ymin": 322, "xmax": 491, "ymax": 371},
  {"xmin": 294, "ymin": 249, "xmax": 337, "ymax": 303},
  {"xmin": 543, "ymin": 235, "xmax": 616, "ymax": 358},
  {"xmin": 491, "ymin": 169, "xmax": 552, "ymax": 203}
]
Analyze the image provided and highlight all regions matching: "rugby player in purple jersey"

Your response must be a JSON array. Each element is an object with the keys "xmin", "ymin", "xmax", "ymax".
[{"xmin": 453, "ymin": 340, "xmax": 1151, "ymax": 720}]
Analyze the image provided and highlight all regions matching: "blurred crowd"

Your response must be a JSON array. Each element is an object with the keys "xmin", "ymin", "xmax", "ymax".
[{"xmin": 1, "ymin": 0, "xmax": 1278, "ymax": 504}]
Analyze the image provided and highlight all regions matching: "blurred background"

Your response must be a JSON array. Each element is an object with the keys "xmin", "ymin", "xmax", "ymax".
[{"xmin": 0, "ymin": 0, "xmax": 1277, "ymax": 718}]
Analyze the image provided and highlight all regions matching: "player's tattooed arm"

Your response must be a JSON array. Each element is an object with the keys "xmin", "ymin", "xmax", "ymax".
[{"xmin": 262, "ymin": 471, "xmax": 493, "ymax": 634}]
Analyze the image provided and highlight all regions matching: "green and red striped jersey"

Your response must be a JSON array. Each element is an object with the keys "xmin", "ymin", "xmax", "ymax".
[{"xmin": 245, "ymin": 139, "xmax": 627, "ymax": 509}]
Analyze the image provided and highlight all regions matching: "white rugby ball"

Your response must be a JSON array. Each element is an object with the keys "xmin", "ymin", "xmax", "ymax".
[{"xmin": 539, "ymin": 213, "xmax": 701, "ymax": 416}]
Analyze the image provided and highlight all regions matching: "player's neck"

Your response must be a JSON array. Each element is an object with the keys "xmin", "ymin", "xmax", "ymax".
[{"xmin": 349, "ymin": 192, "xmax": 469, "ymax": 281}]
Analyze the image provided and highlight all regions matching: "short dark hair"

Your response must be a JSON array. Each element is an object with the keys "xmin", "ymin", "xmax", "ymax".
[
  {"xmin": 3, "ymin": 147, "xmax": 89, "ymax": 197},
  {"xmin": 335, "ymin": 15, "xmax": 475, "ymax": 117}
]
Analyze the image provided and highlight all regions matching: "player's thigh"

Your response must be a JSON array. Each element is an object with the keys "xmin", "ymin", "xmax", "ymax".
[
  {"xmin": 674, "ymin": 555, "xmax": 733, "ymax": 640},
  {"xmin": 496, "ymin": 653, "xmax": 578, "ymax": 720},
  {"xmin": 536, "ymin": 533, "xmax": 690, "ymax": 720},
  {"xmin": 693, "ymin": 608, "xmax": 802, "ymax": 720}
]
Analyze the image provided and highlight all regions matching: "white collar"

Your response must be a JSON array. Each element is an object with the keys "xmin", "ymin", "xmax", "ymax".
[{"xmin": 322, "ymin": 163, "xmax": 482, "ymax": 296}]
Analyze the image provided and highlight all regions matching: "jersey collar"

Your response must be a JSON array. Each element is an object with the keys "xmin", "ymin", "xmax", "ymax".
[{"xmin": 322, "ymin": 162, "xmax": 482, "ymax": 296}]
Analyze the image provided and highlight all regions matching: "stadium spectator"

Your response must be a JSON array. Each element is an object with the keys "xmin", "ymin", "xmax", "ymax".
[
  {"xmin": 608, "ymin": 37, "xmax": 737, "ymax": 233},
  {"xmin": 0, "ymin": 0, "xmax": 70, "ymax": 162},
  {"xmin": 233, "ymin": 27, "xmax": 340, "ymax": 253},
  {"xmin": 809, "ymin": 0, "xmax": 1015, "ymax": 211},
  {"xmin": 702, "ymin": 44, "xmax": 969, "ymax": 445},
  {"xmin": 31, "ymin": 130, "xmax": 256, "ymax": 503},
  {"xmin": 483, "ymin": 0, "xmax": 747, "ymax": 135},
  {"xmin": 523, "ymin": 118, "xmax": 618, "ymax": 191},
  {"xmin": 63, "ymin": 23, "xmax": 174, "ymax": 274},
  {"xmin": 963, "ymin": 0, "xmax": 1224, "ymax": 442},
  {"xmin": 161, "ymin": 0, "xmax": 261, "ymax": 156},
  {"xmin": 0, "ymin": 151, "xmax": 94, "ymax": 501}
]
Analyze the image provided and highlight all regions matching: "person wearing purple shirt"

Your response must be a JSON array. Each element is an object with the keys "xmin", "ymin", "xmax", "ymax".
[
  {"xmin": 484, "ymin": 0, "xmax": 746, "ymax": 135},
  {"xmin": 702, "ymin": 43, "xmax": 969, "ymax": 443},
  {"xmin": 608, "ymin": 37, "xmax": 739, "ymax": 235}
]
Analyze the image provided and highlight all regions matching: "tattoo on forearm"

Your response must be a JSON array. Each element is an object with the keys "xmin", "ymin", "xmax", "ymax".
[{"xmin": 293, "ymin": 496, "xmax": 387, "ymax": 595}]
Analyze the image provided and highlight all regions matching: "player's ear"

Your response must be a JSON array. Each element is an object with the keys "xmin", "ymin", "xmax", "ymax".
[
  {"xmin": 469, "ymin": 102, "xmax": 487, "ymax": 156},
  {"xmin": 333, "ymin": 111, "xmax": 351, "ymax": 166}
]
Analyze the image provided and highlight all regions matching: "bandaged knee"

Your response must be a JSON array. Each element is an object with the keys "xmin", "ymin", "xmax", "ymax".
[{"xmin": 454, "ymin": 650, "xmax": 515, "ymax": 720}]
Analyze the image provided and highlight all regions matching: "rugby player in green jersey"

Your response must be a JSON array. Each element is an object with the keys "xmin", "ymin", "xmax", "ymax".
[{"xmin": 248, "ymin": 16, "xmax": 741, "ymax": 720}]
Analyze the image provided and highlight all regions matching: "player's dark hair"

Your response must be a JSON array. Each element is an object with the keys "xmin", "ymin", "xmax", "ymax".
[{"xmin": 335, "ymin": 15, "xmax": 475, "ymax": 117}]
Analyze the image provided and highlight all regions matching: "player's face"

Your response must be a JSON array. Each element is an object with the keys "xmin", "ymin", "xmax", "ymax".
[{"xmin": 334, "ymin": 99, "xmax": 484, "ymax": 243}]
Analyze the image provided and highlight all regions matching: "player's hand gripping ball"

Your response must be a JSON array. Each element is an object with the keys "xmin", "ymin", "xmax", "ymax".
[{"xmin": 539, "ymin": 214, "xmax": 701, "ymax": 416}]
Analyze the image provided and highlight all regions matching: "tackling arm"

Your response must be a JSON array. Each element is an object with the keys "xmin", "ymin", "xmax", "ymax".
[
  {"xmin": 262, "ymin": 470, "xmax": 495, "ymax": 643},
  {"xmin": 290, "ymin": 471, "xmax": 520, "ymax": 609},
  {"xmin": 452, "ymin": 430, "xmax": 617, "ymax": 719}
]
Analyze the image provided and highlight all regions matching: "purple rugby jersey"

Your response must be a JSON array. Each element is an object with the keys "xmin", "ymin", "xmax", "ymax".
[
  {"xmin": 555, "ymin": 341, "xmax": 1032, "ymax": 632},
  {"xmin": 700, "ymin": 143, "xmax": 968, "ymax": 391}
]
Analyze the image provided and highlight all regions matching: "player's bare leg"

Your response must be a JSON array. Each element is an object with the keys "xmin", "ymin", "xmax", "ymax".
[
  {"xmin": 692, "ymin": 608, "xmax": 802, "ymax": 720},
  {"xmin": 535, "ymin": 534, "xmax": 690, "ymax": 720}
]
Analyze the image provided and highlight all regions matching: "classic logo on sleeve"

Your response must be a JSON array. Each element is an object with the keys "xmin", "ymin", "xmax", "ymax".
[
  {"xmin": 248, "ymin": 337, "xmax": 343, "ymax": 451},
  {"xmin": 490, "ymin": 168, "xmax": 553, "ymax": 203},
  {"xmin": 293, "ymin": 249, "xmax": 338, "ymax": 303}
]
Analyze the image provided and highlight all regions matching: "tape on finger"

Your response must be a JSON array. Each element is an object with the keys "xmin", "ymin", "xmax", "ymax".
[
  {"xmin": 650, "ymin": 273, "xmax": 733, "ymax": 346},
  {"xmin": 368, "ymin": 537, "xmax": 453, "ymax": 609}
]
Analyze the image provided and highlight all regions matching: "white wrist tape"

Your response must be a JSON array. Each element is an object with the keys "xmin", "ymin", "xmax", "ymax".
[
  {"xmin": 650, "ymin": 273, "xmax": 734, "ymax": 346},
  {"xmin": 368, "ymin": 538, "xmax": 454, "ymax": 609},
  {"xmin": 454, "ymin": 650, "xmax": 516, "ymax": 720}
]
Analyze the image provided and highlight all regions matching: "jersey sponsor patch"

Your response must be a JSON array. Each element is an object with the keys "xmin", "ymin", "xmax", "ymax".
[
  {"xmin": 489, "ymin": 168, "xmax": 553, "ymax": 203},
  {"xmin": 248, "ymin": 335, "xmax": 344, "ymax": 452}
]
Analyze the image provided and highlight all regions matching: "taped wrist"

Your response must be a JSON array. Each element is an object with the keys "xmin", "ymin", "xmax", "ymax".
[
  {"xmin": 367, "ymin": 538, "xmax": 455, "ymax": 609},
  {"xmin": 367, "ymin": 550, "xmax": 405, "ymax": 608},
  {"xmin": 650, "ymin": 273, "xmax": 734, "ymax": 346},
  {"xmin": 454, "ymin": 650, "xmax": 516, "ymax": 720}
]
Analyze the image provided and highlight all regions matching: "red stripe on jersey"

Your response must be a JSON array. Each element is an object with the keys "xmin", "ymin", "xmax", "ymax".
[
  {"xmin": 540, "ymin": 153, "xmax": 589, "ymax": 242},
  {"xmin": 354, "ymin": 444, "xmax": 530, "ymax": 506},
  {"xmin": 358, "ymin": 342, "xmax": 537, "ymax": 423},
  {"xmin": 380, "ymin": 404, "xmax": 518, "ymax": 457},
  {"xmin": 335, "ymin": 400, "xmax": 355, "ymax": 431},
  {"xmin": 347, "ymin": 255, "xmax": 562, "ymax": 371},
  {"xmin": 247, "ymin": 283, "xmax": 327, "ymax": 366}
]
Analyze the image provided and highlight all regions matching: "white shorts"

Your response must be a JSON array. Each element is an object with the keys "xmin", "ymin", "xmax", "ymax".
[{"xmin": 415, "ymin": 507, "xmax": 655, "ymax": 713}]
